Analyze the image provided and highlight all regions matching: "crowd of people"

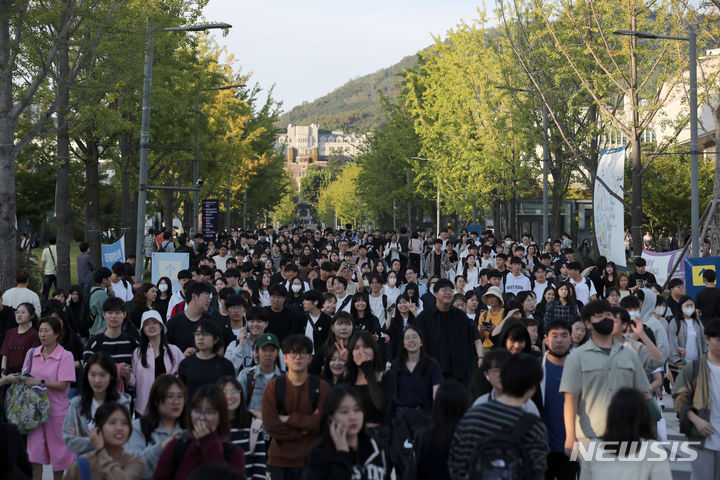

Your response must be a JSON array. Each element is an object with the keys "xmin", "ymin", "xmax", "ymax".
[{"xmin": 2, "ymin": 224, "xmax": 720, "ymax": 479}]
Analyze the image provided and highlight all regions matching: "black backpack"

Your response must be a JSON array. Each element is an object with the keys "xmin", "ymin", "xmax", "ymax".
[
  {"xmin": 468, "ymin": 412, "xmax": 541, "ymax": 480},
  {"xmin": 78, "ymin": 286, "xmax": 103, "ymax": 338},
  {"xmin": 275, "ymin": 375, "xmax": 323, "ymax": 415}
]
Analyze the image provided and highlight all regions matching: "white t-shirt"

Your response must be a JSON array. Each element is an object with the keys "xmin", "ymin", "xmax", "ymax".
[
  {"xmin": 533, "ymin": 280, "xmax": 551, "ymax": 302},
  {"xmin": 480, "ymin": 257, "xmax": 495, "ymax": 269},
  {"xmin": 705, "ymin": 360, "xmax": 720, "ymax": 451},
  {"xmin": 305, "ymin": 313, "xmax": 320, "ymax": 354},
  {"xmin": 503, "ymin": 272, "xmax": 531, "ymax": 295},
  {"xmin": 685, "ymin": 319, "xmax": 699, "ymax": 363},
  {"xmin": 336, "ymin": 294, "xmax": 352, "ymax": 313},
  {"xmin": 111, "ymin": 279, "xmax": 133, "ymax": 302},
  {"xmin": 382, "ymin": 285, "xmax": 401, "ymax": 306},
  {"xmin": 570, "ymin": 277, "xmax": 597, "ymax": 305},
  {"xmin": 213, "ymin": 254, "xmax": 229, "ymax": 272},
  {"xmin": 1, "ymin": 287, "xmax": 42, "ymax": 315},
  {"xmin": 368, "ymin": 294, "xmax": 385, "ymax": 322}
]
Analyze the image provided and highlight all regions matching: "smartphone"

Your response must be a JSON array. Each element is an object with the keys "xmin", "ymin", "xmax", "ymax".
[{"xmin": 482, "ymin": 321, "xmax": 493, "ymax": 328}]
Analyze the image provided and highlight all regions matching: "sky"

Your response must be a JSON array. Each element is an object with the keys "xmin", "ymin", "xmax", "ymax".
[{"xmin": 202, "ymin": 1, "xmax": 492, "ymax": 113}]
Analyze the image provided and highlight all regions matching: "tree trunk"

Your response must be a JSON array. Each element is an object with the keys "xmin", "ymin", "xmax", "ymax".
[
  {"xmin": 0, "ymin": 24, "xmax": 16, "ymax": 290},
  {"xmin": 54, "ymin": 9, "xmax": 72, "ymax": 292},
  {"xmin": 163, "ymin": 190, "xmax": 174, "ymax": 231},
  {"xmin": 119, "ymin": 133, "xmax": 137, "ymax": 255},
  {"xmin": 629, "ymin": 17, "xmax": 643, "ymax": 258},
  {"xmin": 550, "ymin": 192, "xmax": 563, "ymax": 240},
  {"xmin": 84, "ymin": 140, "xmax": 102, "ymax": 268}
]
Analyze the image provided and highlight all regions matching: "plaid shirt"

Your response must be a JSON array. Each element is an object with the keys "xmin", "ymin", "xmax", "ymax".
[{"xmin": 543, "ymin": 301, "xmax": 579, "ymax": 326}]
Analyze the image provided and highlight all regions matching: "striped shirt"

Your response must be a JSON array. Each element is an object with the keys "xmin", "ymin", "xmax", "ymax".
[
  {"xmin": 82, "ymin": 332, "xmax": 137, "ymax": 365},
  {"xmin": 229, "ymin": 424, "xmax": 267, "ymax": 480},
  {"xmin": 448, "ymin": 399, "xmax": 548, "ymax": 480}
]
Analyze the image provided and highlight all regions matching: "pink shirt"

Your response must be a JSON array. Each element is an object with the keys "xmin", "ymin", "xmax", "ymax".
[{"xmin": 22, "ymin": 345, "xmax": 75, "ymax": 416}]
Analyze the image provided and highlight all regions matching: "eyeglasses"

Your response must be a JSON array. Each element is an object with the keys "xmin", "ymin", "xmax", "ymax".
[
  {"xmin": 165, "ymin": 394, "xmax": 185, "ymax": 403},
  {"xmin": 191, "ymin": 409, "xmax": 218, "ymax": 420},
  {"xmin": 286, "ymin": 352, "xmax": 310, "ymax": 359},
  {"xmin": 223, "ymin": 389, "xmax": 241, "ymax": 397}
]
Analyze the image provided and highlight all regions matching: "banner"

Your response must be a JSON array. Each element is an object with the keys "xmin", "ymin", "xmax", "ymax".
[
  {"xmin": 151, "ymin": 252, "xmax": 190, "ymax": 292},
  {"xmin": 101, "ymin": 236, "xmax": 125, "ymax": 269},
  {"xmin": 641, "ymin": 248, "xmax": 687, "ymax": 287},
  {"xmin": 685, "ymin": 256, "xmax": 720, "ymax": 300},
  {"xmin": 594, "ymin": 147, "xmax": 626, "ymax": 269},
  {"xmin": 202, "ymin": 199, "xmax": 219, "ymax": 242}
]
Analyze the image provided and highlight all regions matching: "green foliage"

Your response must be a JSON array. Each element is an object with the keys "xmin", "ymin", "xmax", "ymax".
[
  {"xmin": 317, "ymin": 163, "xmax": 361, "ymax": 226},
  {"xmin": 278, "ymin": 55, "xmax": 418, "ymax": 131},
  {"xmin": 300, "ymin": 165, "xmax": 334, "ymax": 206},
  {"xmin": 274, "ymin": 192, "xmax": 298, "ymax": 225}
]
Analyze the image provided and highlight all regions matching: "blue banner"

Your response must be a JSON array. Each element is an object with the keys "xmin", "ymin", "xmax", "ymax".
[
  {"xmin": 101, "ymin": 236, "xmax": 125, "ymax": 269},
  {"xmin": 152, "ymin": 252, "xmax": 190, "ymax": 292},
  {"xmin": 684, "ymin": 256, "xmax": 720, "ymax": 300},
  {"xmin": 202, "ymin": 199, "xmax": 220, "ymax": 242}
]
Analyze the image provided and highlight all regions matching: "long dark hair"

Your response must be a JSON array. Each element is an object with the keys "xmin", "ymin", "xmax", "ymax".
[
  {"xmin": 323, "ymin": 312, "xmax": 354, "ymax": 350},
  {"xmin": 345, "ymin": 330, "xmax": 384, "ymax": 384},
  {"xmin": 217, "ymin": 376, "xmax": 252, "ymax": 429},
  {"xmin": 80, "ymin": 352, "xmax": 120, "ymax": 420},
  {"xmin": 430, "ymin": 379, "xmax": 472, "ymax": 451},
  {"xmin": 393, "ymin": 294, "xmax": 416, "ymax": 324},
  {"xmin": 315, "ymin": 384, "xmax": 367, "ymax": 453},
  {"xmin": 320, "ymin": 343, "xmax": 346, "ymax": 384},
  {"xmin": 500, "ymin": 322, "xmax": 533, "ymax": 354},
  {"xmin": 556, "ymin": 281, "xmax": 578, "ymax": 306},
  {"xmin": 132, "ymin": 283, "xmax": 155, "ymax": 311},
  {"xmin": 15, "ymin": 302, "xmax": 39, "ymax": 330},
  {"xmin": 139, "ymin": 315, "xmax": 174, "ymax": 369},
  {"xmin": 350, "ymin": 292, "xmax": 373, "ymax": 320},
  {"xmin": 601, "ymin": 387, "xmax": 656, "ymax": 455},
  {"xmin": 392, "ymin": 326, "xmax": 429, "ymax": 376},
  {"xmin": 140, "ymin": 375, "xmax": 187, "ymax": 442},
  {"xmin": 189, "ymin": 384, "xmax": 231, "ymax": 442},
  {"xmin": 94, "ymin": 402, "xmax": 133, "ymax": 437}
]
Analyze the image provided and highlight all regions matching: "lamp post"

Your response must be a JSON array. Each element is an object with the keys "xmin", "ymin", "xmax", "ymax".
[
  {"xmin": 135, "ymin": 22, "xmax": 231, "ymax": 281},
  {"xmin": 494, "ymin": 86, "xmax": 550, "ymax": 243},
  {"xmin": 613, "ymin": 27, "xmax": 698, "ymax": 257},
  {"xmin": 193, "ymin": 83, "xmax": 243, "ymax": 236}
]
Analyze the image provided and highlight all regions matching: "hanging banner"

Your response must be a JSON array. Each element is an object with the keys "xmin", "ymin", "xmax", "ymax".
[
  {"xmin": 152, "ymin": 252, "xmax": 190, "ymax": 292},
  {"xmin": 202, "ymin": 199, "xmax": 220, "ymax": 243},
  {"xmin": 101, "ymin": 236, "xmax": 125, "ymax": 269},
  {"xmin": 593, "ymin": 147, "xmax": 626, "ymax": 269},
  {"xmin": 641, "ymin": 248, "xmax": 688, "ymax": 287}
]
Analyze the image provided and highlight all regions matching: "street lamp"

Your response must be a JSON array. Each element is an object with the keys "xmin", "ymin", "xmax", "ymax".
[
  {"xmin": 613, "ymin": 27, "xmax": 698, "ymax": 257},
  {"xmin": 135, "ymin": 22, "xmax": 232, "ymax": 281},
  {"xmin": 411, "ymin": 157, "xmax": 441, "ymax": 235},
  {"xmin": 194, "ymin": 83, "xmax": 244, "ymax": 235},
  {"xmin": 494, "ymin": 86, "xmax": 550, "ymax": 243}
]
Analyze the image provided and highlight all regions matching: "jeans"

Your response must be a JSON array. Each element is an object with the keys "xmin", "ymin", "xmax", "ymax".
[
  {"xmin": 144, "ymin": 255, "xmax": 152, "ymax": 270},
  {"xmin": 80, "ymin": 281, "xmax": 92, "ymax": 297},
  {"xmin": 691, "ymin": 447, "xmax": 720, "ymax": 480},
  {"xmin": 42, "ymin": 274, "xmax": 57, "ymax": 301}
]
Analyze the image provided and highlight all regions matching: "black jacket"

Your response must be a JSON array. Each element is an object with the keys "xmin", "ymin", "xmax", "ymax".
[
  {"xmin": 293, "ymin": 312, "xmax": 332, "ymax": 352},
  {"xmin": 302, "ymin": 434, "xmax": 389, "ymax": 480}
]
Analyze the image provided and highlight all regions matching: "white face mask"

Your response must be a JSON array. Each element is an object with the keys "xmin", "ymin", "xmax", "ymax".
[
  {"xmin": 505, "ymin": 240, "xmax": 512, "ymax": 246},
  {"xmin": 682, "ymin": 307, "xmax": 695, "ymax": 317},
  {"xmin": 260, "ymin": 256, "xmax": 267, "ymax": 262},
  {"xmin": 326, "ymin": 245, "xmax": 332, "ymax": 251},
  {"xmin": 388, "ymin": 277, "xmax": 397, "ymax": 286},
  {"xmin": 158, "ymin": 284, "xmax": 169, "ymax": 293},
  {"xmin": 291, "ymin": 284, "xmax": 303, "ymax": 293},
  {"xmin": 654, "ymin": 306, "xmax": 666, "ymax": 317},
  {"xmin": 628, "ymin": 311, "xmax": 641, "ymax": 320}
]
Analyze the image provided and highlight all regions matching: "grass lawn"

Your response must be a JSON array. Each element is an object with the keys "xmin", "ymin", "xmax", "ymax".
[{"xmin": 30, "ymin": 241, "xmax": 82, "ymax": 286}]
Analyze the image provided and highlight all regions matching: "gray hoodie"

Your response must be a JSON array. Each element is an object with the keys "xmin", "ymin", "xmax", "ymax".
[
  {"xmin": 124, "ymin": 418, "xmax": 182, "ymax": 479},
  {"xmin": 62, "ymin": 392, "xmax": 132, "ymax": 454},
  {"xmin": 640, "ymin": 288, "xmax": 671, "ymax": 361}
]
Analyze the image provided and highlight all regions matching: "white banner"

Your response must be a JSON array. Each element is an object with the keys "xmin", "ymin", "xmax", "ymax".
[{"xmin": 593, "ymin": 147, "xmax": 626, "ymax": 269}]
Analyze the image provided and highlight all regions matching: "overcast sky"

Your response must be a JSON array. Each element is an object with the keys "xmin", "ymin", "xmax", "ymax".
[{"xmin": 202, "ymin": 1, "xmax": 490, "ymax": 112}]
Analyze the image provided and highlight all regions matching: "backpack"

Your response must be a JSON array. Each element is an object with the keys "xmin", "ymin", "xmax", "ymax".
[
  {"xmin": 275, "ymin": 375, "xmax": 322, "ymax": 415},
  {"xmin": 170, "ymin": 434, "xmax": 237, "ymax": 477},
  {"xmin": 245, "ymin": 369, "xmax": 257, "ymax": 407},
  {"xmin": 467, "ymin": 412, "xmax": 541, "ymax": 480},
  {"xmin": 78, "ymin": 286, "xmax": 103, "ymax": 338},
  {"xmin": 4, "ymin": 348, "xmax": 50, "ymax": 434}
]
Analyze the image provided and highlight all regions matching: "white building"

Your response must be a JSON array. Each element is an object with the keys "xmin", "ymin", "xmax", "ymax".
[{"xmin": 277, "ymin": 123, "xmax": 366, "ymax": 187}]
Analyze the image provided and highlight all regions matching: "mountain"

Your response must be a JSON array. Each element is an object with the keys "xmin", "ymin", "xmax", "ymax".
[{"xmin": 277, "ymin": 54, "xmax": 418, "ymax": 132}]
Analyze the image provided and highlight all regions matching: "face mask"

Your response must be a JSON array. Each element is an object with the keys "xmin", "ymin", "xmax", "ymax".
[
  {"xmin": 260, "ymin": 256, "xmax": 267, "ymax": 262},
  {"xmin": 591, "ymin": 316, "xmax": 614, "ymax": 335},
  {"xmin": 505, "ymin": 240, "xmax": 512, "ymax": 246},
  {"xmin": 158, "ymin": 284, "xmax": 169, "ymax": 293},
  {"xmin": 326, "ymin": 245, "xmax": 332, "ymax": 251},
  {"xmin": 388, "ymin": 277, "xmax": 397, "ymax": 286},
  {"xmin": 655, "ymin": 306, "xmax": 666, "ymax": 317},
  {"xmin": 291, "ymin": 284, "xmax": 303, "ymax": 293},
  {"xmin": 628, "ymin": 311, "xmax": 640, "ymax": 320},
  {"xmin": 682, "ymin": 307, "xmax": 695, "ymax": 317}
]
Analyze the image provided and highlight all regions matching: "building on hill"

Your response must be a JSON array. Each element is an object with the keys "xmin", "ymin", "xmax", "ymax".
[{"xmin": 277, "ymin": 123, "xmax": 366, "ymax": 187}]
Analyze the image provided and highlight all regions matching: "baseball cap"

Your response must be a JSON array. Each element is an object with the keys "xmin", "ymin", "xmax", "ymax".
[{"xmin": 255, "ymin": 333, "xmax": 280, "ymax": 349}]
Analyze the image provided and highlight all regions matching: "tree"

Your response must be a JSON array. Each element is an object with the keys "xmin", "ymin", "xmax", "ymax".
[
  {"xmin": 317, "ymin": 163, "xmax": 361, "ymax": 227},
  {"xmin": 499, "ymin": 0, "xmax": 689, "ymax": 254},
  {"xmin": 300, "ymin": 165, "xmax": 334, "ymax": 207}
]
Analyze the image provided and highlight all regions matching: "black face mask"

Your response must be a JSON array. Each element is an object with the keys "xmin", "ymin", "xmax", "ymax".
[{"xmin": 591, "ymin": 316, "xmax": 614, "ymax": 336}]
